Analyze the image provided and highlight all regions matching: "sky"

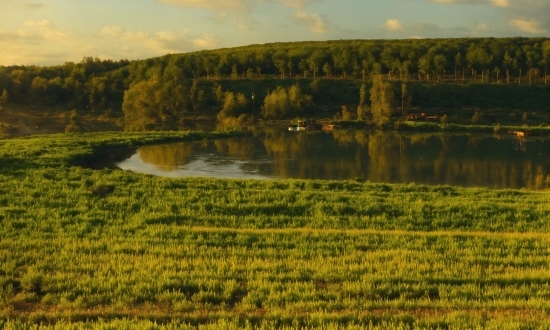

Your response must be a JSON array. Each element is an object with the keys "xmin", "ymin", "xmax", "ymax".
[{"xmin": 1, "ymin": 0, "xmax": 549, "ymax": 66}]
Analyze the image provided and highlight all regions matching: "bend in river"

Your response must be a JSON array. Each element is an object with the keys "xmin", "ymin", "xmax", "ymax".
[{"xmin": 110, "ymin": 129, "xmax": 550, "ymax": 189}]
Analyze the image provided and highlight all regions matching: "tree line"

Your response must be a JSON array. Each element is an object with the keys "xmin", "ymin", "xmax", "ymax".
[
  {"xmin": 124, "ymin": 37, "xmax": 550, "ymax": 83},
  {"xmin": 0, "ymin": 37, "xmax": 549, "ymax": 127}
]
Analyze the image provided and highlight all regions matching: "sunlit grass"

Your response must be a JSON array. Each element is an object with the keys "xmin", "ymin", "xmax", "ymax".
[{"xmin": 1, "ymin": 131, "xmax": 550, "ymax": 329}]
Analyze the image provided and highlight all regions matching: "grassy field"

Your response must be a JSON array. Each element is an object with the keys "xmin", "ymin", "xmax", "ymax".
[{"xmin": 1, "ymin": 131, "xmax": 550, "ymax": 329}]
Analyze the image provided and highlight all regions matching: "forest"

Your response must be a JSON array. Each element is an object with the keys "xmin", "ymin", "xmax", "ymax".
[{"xmin": 1, "ymin": 37, "xmax": 550, "ymax": 129}]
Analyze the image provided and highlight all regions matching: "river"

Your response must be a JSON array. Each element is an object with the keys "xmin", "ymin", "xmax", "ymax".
[{"xmin": 114, "ymin": 128, "xmax": 550, "ymax": 189}]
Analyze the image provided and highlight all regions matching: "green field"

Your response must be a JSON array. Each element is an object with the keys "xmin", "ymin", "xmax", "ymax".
[{"xmin": 1, "ymin": 132, "xmax": 550, "ymax": 329}]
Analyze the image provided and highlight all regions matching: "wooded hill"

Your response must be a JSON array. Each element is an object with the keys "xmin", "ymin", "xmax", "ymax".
[{"xmin": 0, "ymin": 37, "xmax": 549, "ymax": 129}]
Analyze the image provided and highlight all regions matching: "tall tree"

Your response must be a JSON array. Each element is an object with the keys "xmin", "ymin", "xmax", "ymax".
[
  {"xmin": 122, "ymin": 75, "xmax": 189, "ymax": 131},
  {"xmin": 190, "ymin": 80, "xmax": 205, "ymax": 112},
  {"xmin": 542, "ymin": 41, "xmax": 550, "ymax": 84},
  {"xmin": 307, "ymin": 50, "xmax": 324, "ymax": 79},
  {"xmin": 418, "ymin": 53, "xmax": 434, "ymax": 81},
  {"xmin": 322, "ymin": 62, "xmax": 333, "ymax": 78},
  {"xmin": 466, "ymin": 44, "xmax": 492, "ymax": 82},
  {"xmin": 217, "ymin": 91, "xmax": 248, "ymax": 120},
  {"xmin": 0, "ymin": 88, "xmax": 8, "ymax": 111},
  {"xmin": 274, "ymin": 51, "xmax": 288, "ymax": 79},
  {"xmin": 455, "ymin": 53, "xmax": 464, "ymax": 82},
  {"xmin": 357, "ymin": 83, "xmax": 368, "ymax": 120},
  {"xmin": 401, "ymin": 82, "xmax": 409, "ymax": 120},
  {"xmin": 503, "ymin": 51, "xmax": 516, "ymax": 84},
  {"xmin": 515, "ymin": 48, "xmax": 524, "ymax": 84},
  {"xmin": 262, "ymin": 84, "xmax": 312, "ymax": 119},
  {"xmin": 433, "ymin": 54, "xmax": 447, "ymax": 82},
  {"xmin": 370, "ymin": 75, "xmax": 394, "ymax": 126}
]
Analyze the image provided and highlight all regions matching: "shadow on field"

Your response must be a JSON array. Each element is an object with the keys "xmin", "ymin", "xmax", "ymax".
[
  {"xmin": 0, "ymin": 155, "xmax": 40, "ymax": 173},
  {"xmin": 70, "ymin": 147, "xmax": 136, "ymax": 170}
]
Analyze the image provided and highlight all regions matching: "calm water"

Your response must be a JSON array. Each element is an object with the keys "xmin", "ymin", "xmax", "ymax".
[{"xmin": 115, "ymin": 129, "xmax": 550, "ymax": 189}]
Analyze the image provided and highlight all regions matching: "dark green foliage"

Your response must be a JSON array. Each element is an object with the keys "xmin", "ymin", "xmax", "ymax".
[
  {"xmin": 406, "ymin": 82, "xmax": 549, "ymax": 110},
  {"xmin": 1, "ymin": 38, "xmax": 549, "ymax": 120}
]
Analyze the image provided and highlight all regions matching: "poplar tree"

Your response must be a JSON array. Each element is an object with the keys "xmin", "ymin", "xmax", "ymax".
[
  {"xmin": 357, "ymin": 84, "xmax": 368, "ymax": 120},
  {"xmin": 401, "ymin": 83, "xmax": 409, "ymax": 120},
  {"xmin": 0, "ymin": 89, "xmax": 8, "ymax": 111},
  {"xmin": 262, "ymin": 84, "xmax": 312, "ymax": 119},
  {"xmin": 370, "ymin": 75, "xmax": 394, "ymax": 126}
]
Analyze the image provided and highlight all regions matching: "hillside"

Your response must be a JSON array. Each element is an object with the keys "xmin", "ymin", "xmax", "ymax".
[{"xmin": 0, "ymin": 38, "xmax": 549, "ymax": 131}]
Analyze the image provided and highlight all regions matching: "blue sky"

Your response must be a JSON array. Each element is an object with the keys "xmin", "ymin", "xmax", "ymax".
[{"xmin": 1, "ymin": 0, "xmax": 549, "ymax": 65}]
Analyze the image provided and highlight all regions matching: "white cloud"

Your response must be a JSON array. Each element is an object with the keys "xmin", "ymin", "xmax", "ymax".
[
  {"xmin": 23, "ymin": 20, "xmax": 67, "ymax": 42},
  {"xmin": 193, "ymin": 32, "xmax": 218, "ymax": 48},
  {"xmin": 100, "ymin": 25, "xmax": 124, "ymax": 38},
  {"xmin": 0, "ymin": 23, "xmax": 73, "ymax": 65},
  {"xmin": 100, "ymin": 25, "xmax": 219, "ymax": 54},
  {"xmin": 158, "ymin": 0, "xmax": 320, "ymax": 31},
  {"xmin": 294, "ymin": 10, "xmax": 328, "ymax": 33},
  {"xmin": 509, "ymin": 19, "xmax": 547, "ymax": 34},
  {"xmin": 0, "ymin": 20, "xmax": 219, "ymax": 65},
  {"xmin": 382, "ymin": 19, "xmax": 405, "ymax": 31}
]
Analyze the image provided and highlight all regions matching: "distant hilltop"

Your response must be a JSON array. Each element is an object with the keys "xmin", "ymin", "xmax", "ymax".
[{"xmin": 138, "ymin": 37, "xmax": 550, "ymax": 82}]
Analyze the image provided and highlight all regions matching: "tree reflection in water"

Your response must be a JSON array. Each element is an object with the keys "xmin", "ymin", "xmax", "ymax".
[{"xmin": 116, "ymin": 128, "xmax": 550, "ymax": 189}]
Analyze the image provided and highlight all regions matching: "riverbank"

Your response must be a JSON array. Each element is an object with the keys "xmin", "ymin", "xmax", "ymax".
[
  {"xmin": 4, "ymin": 104, "xmax": 550, "ymax": 140},
  {"xmin": 1, "ymin": 131, "xmax": 550, "ymax": 328}
]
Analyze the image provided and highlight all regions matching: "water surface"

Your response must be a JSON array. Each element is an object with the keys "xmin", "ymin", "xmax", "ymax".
[{"xmin": 115, "ymin": 129, "xmax": 550, "ymax": 189}]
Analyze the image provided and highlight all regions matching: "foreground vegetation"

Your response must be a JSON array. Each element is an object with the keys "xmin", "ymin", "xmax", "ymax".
[{"xmin": 1, "ymin": 131, "xmax": 550, "ymax": 329}]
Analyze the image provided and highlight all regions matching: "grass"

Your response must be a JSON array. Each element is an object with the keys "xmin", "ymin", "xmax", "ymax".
[
  {"xmin": 393, "ymin": 121, "xmax": 550, "ymax": 135},
  {"xmin": 1, "ymin": 131, "xmax": 550, "ymax": 329}
]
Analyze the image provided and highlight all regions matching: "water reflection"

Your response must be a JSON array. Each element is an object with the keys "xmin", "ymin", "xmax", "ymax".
[{"xmin": 115, "ymin": 128, "xmax": 550, "ymax": 189}]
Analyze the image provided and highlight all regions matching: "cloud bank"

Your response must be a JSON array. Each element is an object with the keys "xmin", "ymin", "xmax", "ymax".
[
  {"xmin": 294, "ymin": 11, "xmax": 329, "ymax": 33},
  {"xmin": 509, "ymin": 19, "xmax": 547, "ymax": 34},
  {"xmin": 0, "ymin": 20, "xmax": 218, "ymax": 65},
  {"xmin": 382, "ymin": 19, "xmax": 405, "ymax": 31}
]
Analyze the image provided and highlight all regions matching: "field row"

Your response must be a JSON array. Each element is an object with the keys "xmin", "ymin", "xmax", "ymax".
[
  {"xmin": 2, "ymin": 229, "xmax": 550, "ymax": 317},
  {"xmin": 1, "ymin": 168, "xmax": 549, "ymax": 235}
]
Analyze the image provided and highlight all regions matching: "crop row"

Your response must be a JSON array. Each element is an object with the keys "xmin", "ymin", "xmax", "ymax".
[
  {"xmin": 2, "ymin": 229, "xmax": 550, "ymax": 322},
  {"xmin": 1, "ymin": 168, "xmax": 549, "ymax": 234}
]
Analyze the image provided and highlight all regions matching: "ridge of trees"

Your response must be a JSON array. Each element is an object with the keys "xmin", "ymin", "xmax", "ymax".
[
  {"xmin": 0, "ymin": 37, "xmax": 549, "ymax": 127},
  {"xmin": 125, "ymin": 37, "xmax": 550, "ymax": 83}
]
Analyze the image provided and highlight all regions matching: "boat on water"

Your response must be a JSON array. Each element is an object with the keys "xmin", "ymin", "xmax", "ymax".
[
  {"xmin": 288, "ymin": 119, "xmax": 323, "ymax": 131},
  {"xmin": 288, "ymin": 126, "xmax": 307, "ymax": 131},
  {"xmin": 508, "ymin": 130, "xmax": 533, "ymax": 137}
]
